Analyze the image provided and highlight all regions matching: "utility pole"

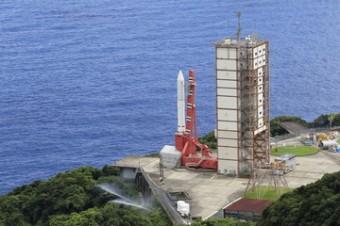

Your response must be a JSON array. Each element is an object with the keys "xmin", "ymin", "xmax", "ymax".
[{"xmin": 159, "ymin": 155, "xmax": 164, "ymax": 183}]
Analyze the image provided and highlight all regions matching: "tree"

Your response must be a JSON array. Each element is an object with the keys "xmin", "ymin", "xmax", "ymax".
[
  {"xmin": 270, "ymin": 115, "xmax": 309, "ymax": 136},
  {"xmin": 0, "ymin": 166, "xmax": 171, "ymax": 226},
  {"xmin": 328, "ymin": 113, "xmax": 336, "ymax": 128},
  {"xmin": 199, "ymin": 131, "xmax": 217, "ymax": 149},
  {"xmin": 260, "ymin": 171, "xmax": 340, "ymax": 226}
]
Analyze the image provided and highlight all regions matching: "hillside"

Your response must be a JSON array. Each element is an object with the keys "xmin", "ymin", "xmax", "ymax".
[
  {"xmin": 260, "ymin": 171, "xmax": 340, "ymax": 226},
  {"xmin": 270, "ymin": 113, "xmax": 340, "ymax": 136},
  {"xmin": 0, "ymin": 166, "xmax": 171, "ymax": 226},
  {"xmin": 1, "ymin": 165, "xmax": 340, "ymax": 226}
]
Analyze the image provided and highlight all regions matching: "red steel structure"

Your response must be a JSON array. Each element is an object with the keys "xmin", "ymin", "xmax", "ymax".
[{"xmin": 175, "ymin": 70, "xmax": 218, "ymax": 169}]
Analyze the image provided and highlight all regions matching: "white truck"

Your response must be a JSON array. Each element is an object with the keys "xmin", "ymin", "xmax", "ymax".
[{"xmin": 176, "ymin": 200, "xmax": 190, "ymax": 217}]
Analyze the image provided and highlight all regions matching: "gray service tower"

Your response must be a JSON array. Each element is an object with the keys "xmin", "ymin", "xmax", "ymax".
[{"xmin": 215, "ymin": 35, "xmax": 270, "ymax": 177}]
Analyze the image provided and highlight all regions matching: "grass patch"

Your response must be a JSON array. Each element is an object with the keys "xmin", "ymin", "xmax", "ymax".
[
  {"xmin": 337, "ymin": 138, "xmax": 340, "ymax": 144},
  {"xmin": 244, "ymin": 186, "xmax": 292, "ymax": 201},
  {"xmin": 271, "ymin": 145, "xmax": 318, "ymax": 156}
]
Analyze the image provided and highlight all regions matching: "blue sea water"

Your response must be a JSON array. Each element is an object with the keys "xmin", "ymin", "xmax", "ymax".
[{"xmin": 0, "ymin": 0, "xmax": 339, "ymax": 194}]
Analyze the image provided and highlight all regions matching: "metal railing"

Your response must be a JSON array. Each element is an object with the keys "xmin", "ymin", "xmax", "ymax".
[{"xmin": 139, "ymin": 167, "xmax": 190, "ymax": 225}]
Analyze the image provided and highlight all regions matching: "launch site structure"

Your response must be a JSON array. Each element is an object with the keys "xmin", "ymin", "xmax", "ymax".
[{"xmin": 215, "ymin": 35, "xmax": 270, "ymax": 177}]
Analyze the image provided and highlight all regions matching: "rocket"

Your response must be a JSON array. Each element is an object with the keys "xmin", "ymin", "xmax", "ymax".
[{"xmin": 177, "ymin": 70, "xmax": 186, "ymax": 134}]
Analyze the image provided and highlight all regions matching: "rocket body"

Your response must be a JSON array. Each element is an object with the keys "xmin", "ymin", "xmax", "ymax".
[{"xmin": 177, "ymin": 71, "xmax": 186, "ymax": 133}]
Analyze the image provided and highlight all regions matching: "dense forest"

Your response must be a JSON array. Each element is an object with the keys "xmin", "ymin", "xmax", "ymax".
[
  {"xmin": 0, "ymin": 166, "xmax": 171, "ymax": 226},
  {"xmin": 260, "ymin": 171, "xmax": 340, "ymax": 226}
]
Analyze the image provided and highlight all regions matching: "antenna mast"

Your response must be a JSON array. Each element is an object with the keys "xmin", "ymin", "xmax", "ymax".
[{"xmin": 236, "ymin": 12, "xmax": 241, "ymax": 41}]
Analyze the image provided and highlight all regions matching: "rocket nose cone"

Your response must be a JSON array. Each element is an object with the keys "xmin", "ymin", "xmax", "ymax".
[{"xmin": 177, "ymin": 70, "xmax": 184, "ymax": 81}]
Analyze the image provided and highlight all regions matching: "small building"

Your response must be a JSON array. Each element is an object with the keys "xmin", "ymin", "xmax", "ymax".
[
  {"xmin": 223, "ymin": 198, "xmax": 272, "ymax": 221},
  {"xmin": 160, "ymin": 145, "xmax": 181, "ymax": 169}
]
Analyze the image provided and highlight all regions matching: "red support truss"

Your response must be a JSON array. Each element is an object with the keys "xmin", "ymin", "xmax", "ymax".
[{"xmin": 175, "ymin": 70, "xmax": 217, "ymax": 170}]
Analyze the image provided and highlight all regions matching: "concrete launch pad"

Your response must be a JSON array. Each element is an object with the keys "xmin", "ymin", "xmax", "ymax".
[
  {"xmin": 115, "ymin": 151, "xmax": 340, "ymax": 222},
  {"xmin": 142, "ymin": 158, "xmax": 248, "ymax": 220},
  {"xmin": 116, "ymin": 156, "xmax": 248, "ymax": 220},
  {"xmin": 285, "ymin": 151, "xmax": 340, "ymax": 188}
]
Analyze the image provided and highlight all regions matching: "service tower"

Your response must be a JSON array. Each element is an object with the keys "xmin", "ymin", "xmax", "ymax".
[{"xmin": 215, "ymin": 35, "xmax": 270, "ymax": 177}]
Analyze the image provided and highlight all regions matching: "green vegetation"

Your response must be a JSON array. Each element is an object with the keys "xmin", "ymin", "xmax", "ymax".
[
  {"xmin": 0, "ymin": 166, "xmax": 170, "ymax": 226},
  {"xmin": 244, "ymin": 186, "xmax": 292, "ymax": 201},
  {"xmin": 260, "ymin": 171, "xmax": 340, "ymax": 226},
  {"xmin": 143, "ymin": 152, "xmax": 160, "ymax": 157},
  {"xmin": 271, "ymin": 145, "xmax": 319, "ymax": 156},
  {"xmin": 310, "ymin": 113, "xmax": 340, "ymax": 128},
  {"xmin": 191, "ymin": 218, "xmax": 255, "ymax": 226},
  {"xmin": 270, "ymin": 115, "xmax": 309, "ymax": 136},
  {"xmin": 271, "ymin": 113, "xmax": 340, "ymax": 137},
  {"xmin": 199, "ymin": 131, "xmax": 217, "ymax": 150},
  {"xmin": 328, "ymin": 113, "xmax": 337, "ymax": 128}
]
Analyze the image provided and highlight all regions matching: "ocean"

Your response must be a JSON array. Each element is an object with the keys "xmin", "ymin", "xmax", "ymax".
[{"xmin": 0, "ymin": 0, "xmax": 339, "ymax": 194}]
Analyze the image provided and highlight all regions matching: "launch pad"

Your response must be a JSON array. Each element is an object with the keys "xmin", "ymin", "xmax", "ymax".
[
  {"xmin": 115, "ymin": 151, "xmax": 340, "ymax": 224},
  {"xmin": 113, "ymin": 17, "xmax": 340, "ymax": 224},
  {"xmin": 115, "ymin": 156, "xmax": 247, "ymax": 222}
]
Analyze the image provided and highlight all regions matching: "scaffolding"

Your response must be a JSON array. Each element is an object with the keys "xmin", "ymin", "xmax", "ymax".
[
  {"xmin": 238, "ymin": 38, "xmax": 270, "ymax": 176},
  {"xmin": 245, "ymin": 162, "xmax": 288, "ymax": 200}
]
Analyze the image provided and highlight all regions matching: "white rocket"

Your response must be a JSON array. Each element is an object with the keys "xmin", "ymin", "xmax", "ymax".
[{"xmin": 177, "ymin": 70, "xmax": 186, "ymax": 134}]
